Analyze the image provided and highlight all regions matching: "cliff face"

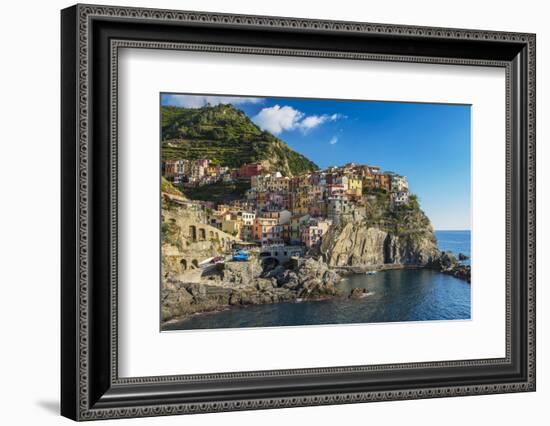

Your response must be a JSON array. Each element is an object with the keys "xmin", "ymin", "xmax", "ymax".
[
  {"xmin": 320, "ymin": 222, "xmax": 439, "ymax": 267},
  {"xmin": 320, "ymin": 198, "xmax": 440, "ymax": 268},
  {"xmin": 320, "ymin": 224, "xmax": 387, "ymax": 266}
]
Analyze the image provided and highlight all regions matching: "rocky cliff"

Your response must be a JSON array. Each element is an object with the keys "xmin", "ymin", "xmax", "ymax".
[
  {"xmin": 320, "ymin": 222, "xmax": 439, "ymax": 267},
  {"xmin": 320, "ymin": 195, "xmax": 440, "ymax": 268}
]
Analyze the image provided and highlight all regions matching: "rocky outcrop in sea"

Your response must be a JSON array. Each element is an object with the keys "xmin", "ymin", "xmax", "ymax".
[{"xmin": 429, "ymin": 251, "xmax": 471, "ymax": 283}]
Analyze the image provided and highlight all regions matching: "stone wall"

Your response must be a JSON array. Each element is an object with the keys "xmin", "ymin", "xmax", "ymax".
[{"xmin": 161, "ymin": 203, "xmax": 238, "ymax": 279}]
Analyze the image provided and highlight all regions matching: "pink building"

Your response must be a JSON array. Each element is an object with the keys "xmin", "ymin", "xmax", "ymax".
[
  {"xmin": 265, "ymin": 192, "xmax": 288, "ymax": 210},
  {"xmin": 301, "ymin": 219, "xmax": 332, "ymax": 248},
  {"xmin": 195, "ymin": 159, "xmax": 209, "ymax": 168}
]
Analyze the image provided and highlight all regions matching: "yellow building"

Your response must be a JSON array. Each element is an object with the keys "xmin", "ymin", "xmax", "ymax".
[
  {"xmin": 347, "ymin": 176, "xmax": 363, "ymax": 197},
  {"xmin": 221, "ymin": 216, "xmax": 242, "ymax": 237}
]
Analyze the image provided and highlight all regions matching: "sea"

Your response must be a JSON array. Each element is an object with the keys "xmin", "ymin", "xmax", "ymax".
[
  {"xmin": 164, "ymin": 230, "xmax": 471, "ymax": 331},
  {"xmin": 435, "ymin": 230, "xmax": 471, "ymax": 266}
]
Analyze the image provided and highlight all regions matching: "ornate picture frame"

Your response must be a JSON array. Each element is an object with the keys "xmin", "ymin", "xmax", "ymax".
[{"xmin": 61, "ymin": 4, "xmax": 535, "ymax": 420}]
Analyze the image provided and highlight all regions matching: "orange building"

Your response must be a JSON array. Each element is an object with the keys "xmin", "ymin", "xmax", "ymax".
[{"xmin": 252, "ymin": 217, "xmax": 279, "ymax": 244}]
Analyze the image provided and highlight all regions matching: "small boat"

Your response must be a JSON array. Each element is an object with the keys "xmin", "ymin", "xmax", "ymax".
[
  {"xmin": 365, "ymin": 270, "xmax": 377, "ymax": 275},
  {"xmin": 198, "ymin": 257, "xmax": 215, "ymax": 268},
  {"xmin": 356, "ymin": 291, "xmax": 375, "ymax": 299},
  {"xmin": 232, "ymin": 250, "xmax": 249, "ymax": 262}
]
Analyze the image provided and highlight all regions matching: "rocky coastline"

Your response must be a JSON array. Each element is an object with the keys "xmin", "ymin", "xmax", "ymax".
[
  {"xmin": 161, "ymin": 257, "xmax": 343, "ymax": 325},
  {"xmin": 330, "ymin": 253, "xmax": 470, "ymax": 280},
  {"xmin": 161, "ymin": 249, "xmax": 470, "ymax": 326}
]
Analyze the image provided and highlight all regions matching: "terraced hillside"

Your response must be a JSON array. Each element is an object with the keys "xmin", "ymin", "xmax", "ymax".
[{"xmin": 161, "ymin": 103, "xmax": 318, "ymax": 176}]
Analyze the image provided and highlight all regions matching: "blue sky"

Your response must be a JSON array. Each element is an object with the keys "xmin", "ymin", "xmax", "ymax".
[{"xmin": 161, "ymin": 94, "xmax": 471, "ymax": 230}]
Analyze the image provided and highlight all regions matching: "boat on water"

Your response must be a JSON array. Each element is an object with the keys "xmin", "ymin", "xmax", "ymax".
[
  {"xmin": 356, "ymin": 291, "xmax": 375, "ymax": 299},
  {"xmin": 366, "ymin": 271, "xmax": 377, "ymax": 275}
]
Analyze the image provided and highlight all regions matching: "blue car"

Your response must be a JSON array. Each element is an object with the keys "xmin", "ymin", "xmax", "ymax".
[{"xmin": 232, "ymin": 250, "xmax": 249, "ymax": 262}]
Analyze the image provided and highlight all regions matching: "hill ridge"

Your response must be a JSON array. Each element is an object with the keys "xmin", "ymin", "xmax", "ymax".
[{"xmin": 161, "ymin": 103, "xmax": 318, "ymax": 176}]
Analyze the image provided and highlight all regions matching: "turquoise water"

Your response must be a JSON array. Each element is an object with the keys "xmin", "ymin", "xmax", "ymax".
[{"xmin": 164, "ymin": 230, "xmax": 471, "ymax": 331}]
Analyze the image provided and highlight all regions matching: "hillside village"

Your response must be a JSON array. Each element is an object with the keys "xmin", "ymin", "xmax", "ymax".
[{"xmin": 163, "ymin": 158, "xmax": 411, "ymax": 263}]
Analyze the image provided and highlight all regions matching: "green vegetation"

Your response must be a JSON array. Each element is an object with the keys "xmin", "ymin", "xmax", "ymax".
[
  {"xmin": 161, "ymin": 220, "xmax": 183, "ymax": 250},
  {"xmin": 363, "ymin": 190, "xmax": 390, "ymax": 227},
  {"xmin": 363, "ymin": 190, "xmax": 434, "ymax": 241},
  {"xmin": 161, "ymin": 104, "xmax": 318, "ymax": 176},
  {"xmin": 161, "ymin": 176, "xmax": 185, "ymax": 197},
  {"xmin": 181, "ymin": 180, "xmax": 251, "ymax": 204}
]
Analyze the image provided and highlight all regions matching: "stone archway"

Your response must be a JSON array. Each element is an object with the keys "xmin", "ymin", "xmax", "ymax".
[
  {"xmin": 180, "ymin": 258, "xmax": 187, "ymax": 271},
  {"xmin": 191, "ymin": 259, "xmax": 199, "ymax": 269},
  {"xmin": 262, "ymin": 257, "xmax": 279, "ymax": 270},
  {"xmin": 189, "ymin": 225, "xmax": 197, "ymax": 241},
  {"xmin": 199, "ymin": 228, "xmax": 206, "ymax": 241}
]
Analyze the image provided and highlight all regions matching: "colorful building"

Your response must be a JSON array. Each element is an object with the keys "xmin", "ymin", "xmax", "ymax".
[
  {"xmin": 346, "ymin": 176, "xmax": 363, "ymax": 197},
  {"xmin": 390, "ymin": 174, "xmax": 409, "ymax": 192},
  {"xmin": 238, "ymin": 211, "xmax": 256, "ymax": 226},
  {"xmin": 373, "ymin": 173, "xmax": 391, "ymax": 191},
  {"xmin": 328, "ymin": 196, "xmax": 354, "ymax": 225},
  {"xmin": 302, "ymin": 218, "xmax": 332, "ymax": 248},
  {"xmin": 251, "ymin": 172, "xmax": 290, "ymax": 193},
  {"xmin": 221, "ymin": 216, "xmax": 242, "ymax": 237},
  {"xmin": 163, "ymin": 159, "xmax": 187, "ymax": 179},
  {"xmin": 289, "ymin": 214, "xmax": 310, "ymax": 244},
  {"xmin": 253, "ymin": 217, "xmax": 281, "ymax": 244},
  {"xmin": 235, "ymin": 163, "xmax": 263, "ymax": 179}
]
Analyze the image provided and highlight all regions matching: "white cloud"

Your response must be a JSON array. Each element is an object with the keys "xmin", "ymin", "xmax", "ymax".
[
  {"xmin": 298, "ymin": 113, "xmax": 344, "ymax": 133},
  {"xmin": 299, "ymin": 115, "xmax": 325, "ymax": 131},
  {"xmin": 329, "ymin": 136, "xmax": 338, "ymax": 145},
  {"xmin": 252, "ymin": 105, "xmax": 304, "ymax": 135},
  {"xmin": 162, "ymin": 94, "xmax": 263, "ymax": 108},
  {"xmin": 253, "ymin": 105, "xmax": 344, "ymax": 135}
]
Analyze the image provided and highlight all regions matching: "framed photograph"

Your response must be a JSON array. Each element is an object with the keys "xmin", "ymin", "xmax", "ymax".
[{"xmin": 61, "ymin": 4, "xmax": 536, "ymax": 421}]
